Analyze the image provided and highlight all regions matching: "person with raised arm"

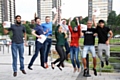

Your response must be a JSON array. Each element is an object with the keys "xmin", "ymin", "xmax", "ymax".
[
  {"xmin": 93, "ymin": 15, "xmax": 113, "ymax": 68},
  {"xmin": 3, "ymin": 15, "xmax": 27, "ymax": 77},
  {"xmin": 28, "ymin": 17, "xmax": 45, "ymax": 70},
  {"xmin": 41, "ymin": 13, "xmax": 58, "ymax": 68},
  {"xmin": 60, "ymin": 18, "xmax": 70, "ymax": 61},
  {"xmin": 68, "ymin": 17, "xmax": 81, "ymax": 73},
  {"xmin": 81, "ymin": 20, "xmax": 97, "ymax": 76},
  {"xmin": 51, "ymin": 24, "xmax": 67, "ymax": 71}
]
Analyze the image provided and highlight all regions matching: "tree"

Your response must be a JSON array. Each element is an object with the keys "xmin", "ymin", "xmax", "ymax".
[
  {"xmin": 82, "ymin": 16, "xmax": 88, "ymax": 24},
  {"xmin": 107, "ymin": 11, "xmax": 117, "ymax": 25},
  {"xmin": 23, "ymin": 24, "xmax": 31, "ymax": 34},
  {"xmin": 71, "ymin": 21, "xmax": 77, "ymax": 28},
  {"xmin": 115, "ymin": 14, "xmax": 120, "ymax": 26},
  {"xmin": 26, "ymin": 21, "xmax": 30, "ymax": 24},
  {"xmin": 0, "ymin": 23, "xmax": 4, "ymax": 35},
  {"xmin": 29, "ymin": 24, "xmax": 35, "ymax": 29}
]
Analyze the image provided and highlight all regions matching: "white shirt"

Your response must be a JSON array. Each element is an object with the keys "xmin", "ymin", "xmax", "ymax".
[{"xmin": 61, "ymin": 24, "xmax": 69, "ymax": 31}]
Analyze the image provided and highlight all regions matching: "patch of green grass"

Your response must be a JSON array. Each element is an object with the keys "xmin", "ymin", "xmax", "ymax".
[
  {"xmin": 100, "ymin": 65, "xmax": 114, "ymax": 72},
  {"xmin": 109, "ymin": 58, "xmax": 120, "ymax": 63},
  {"xmin": 89, "ymin": 65, "xmax": 114, "ymax": 72},
  {"xmin": 110, "ymin": 38, "xmax": 120, "ymax": 44},
  {"xmin": 110, "ymin": 46, "xmax": 120, "ymax": 51},
  {"xmin": 89, "ymin": 58, "xmax": 114, "ymax": 72}
]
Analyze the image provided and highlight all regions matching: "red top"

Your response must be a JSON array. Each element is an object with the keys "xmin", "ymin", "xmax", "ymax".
[{"xmin": 68, "ymin": 25, "xmax": 81, "ymax": 47}]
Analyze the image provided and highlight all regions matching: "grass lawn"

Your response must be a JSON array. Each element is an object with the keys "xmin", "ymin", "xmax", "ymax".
[
  {"xmin": 110, "ymin": 38, "xmax": 120, "ymax": 44},
  {"xmin": 110, "ymin": 46, "xmax": 120, "ymax": 51}
]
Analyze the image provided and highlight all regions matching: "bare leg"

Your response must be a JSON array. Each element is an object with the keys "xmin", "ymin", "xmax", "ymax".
[
  {"xmin": 82, "ymin": 58, "xmax": 87, "ymax": 69},
  {"xmin": 93, "ymin": 57, "xmax": 97, "ymax": 69}
]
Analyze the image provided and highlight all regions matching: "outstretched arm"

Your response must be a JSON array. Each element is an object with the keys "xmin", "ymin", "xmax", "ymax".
[
  {"xmin": 68, "ymin": 18, "xmax": 73, "ymax": 33},
  {"xmin": 76, "ymin": 17, "xmax": 80, "ymax": 26},
  {"xmin": 52, "ymin": 13, "xmax": 58, "ymax": 24},
  {"xmin": 2, "ymin": 23, "xmax": 9, "ymax": 34},
  {"xmin": 3, "ymin": 28, "xmax": 9, "ymax": 34},
  {"xmin": 92, "ymin": 15, "xmax": 97, "ymax": 27},
  {"xmin": 68, "ymin": 17, "xmax": 71, "ymax": 26},
  {"xmin": 76, "ymin": 17, "xmax": 81, "ymax": 37}
]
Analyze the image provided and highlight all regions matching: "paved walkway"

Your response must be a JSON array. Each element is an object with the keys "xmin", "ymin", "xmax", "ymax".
[
  {"xmin": 0, "ymin": 46, "xmax": 79, "ymax": 80},
  {"xmin": 0, "ymin": 45, "xmax": 120, "ymax": 80}
]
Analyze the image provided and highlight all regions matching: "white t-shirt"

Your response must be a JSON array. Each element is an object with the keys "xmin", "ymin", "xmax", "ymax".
[{"xmin": 61, "ymin": 24, "xmax": 69, "ymax": 31}]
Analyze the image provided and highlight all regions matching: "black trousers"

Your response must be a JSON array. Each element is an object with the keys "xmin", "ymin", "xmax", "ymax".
[
  {"xmin": 53, "ymin": 45, "xmax": 66, "ymax": 67},
  {"xmin": 28, "ymin": 41, "xmax": 45, "ymax": 68},
  {"xmin": 65, "ymin": 40, "xmax": 70, "ymax": 56}
]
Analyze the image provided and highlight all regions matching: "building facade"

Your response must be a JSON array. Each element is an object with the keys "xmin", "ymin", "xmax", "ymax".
[
  {"xmin": 0, "ymin": 0, "xmax": 15, "ymax": 23},
  {"xmin": 37, "ymin": 0, "xmax": 53, "ymax": 23},
  {"xmin": 88, "ymin": 0, "xmax": 112, "ymax": 23},
  {"xmin": 88, "ymin": 0, "xmax": 92, "ymax": 21},
  {"xmin": 37, "ymin": 0, "xmax": 62, "ymax": 24}
]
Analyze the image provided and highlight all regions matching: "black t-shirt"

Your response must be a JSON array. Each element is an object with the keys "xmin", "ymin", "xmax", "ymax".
[
  {"xmin": 96, "ymin": 26, "xmax": 111, "ymax": 44},
  {"xmin": 82, "ymin": 28, "xmax": 96, "ymax": 45}
]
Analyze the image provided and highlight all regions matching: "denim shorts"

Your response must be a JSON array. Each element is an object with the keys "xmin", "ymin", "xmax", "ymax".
[{"xmin": 82, "ymin": 45, "xmax": 96, "ymax": 58}]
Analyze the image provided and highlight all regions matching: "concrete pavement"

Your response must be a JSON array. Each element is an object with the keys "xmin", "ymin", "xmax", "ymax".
[{"xmin": 0, "ymin": 46, "xmax": 79, "ymax": 80}]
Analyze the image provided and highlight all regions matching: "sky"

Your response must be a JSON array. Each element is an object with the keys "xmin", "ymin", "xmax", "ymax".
[{"xmin": 16, "ymin": 0, "xmax": 120, "ymax": 21}]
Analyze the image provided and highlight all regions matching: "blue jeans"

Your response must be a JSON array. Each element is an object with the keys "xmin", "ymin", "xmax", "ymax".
[
  {"xmin": 65, "ymin": 40, "xmax": 70, "ymax": 56},
  {"xmin": 28, "ymin": 41, "xmax": 45, "ymax": 67},
  {"xmin": 11, "ymin": 43, "xmax": 24, "ymax": 72},
  {"xmin": 44, "ymin": 38, "xmax": 52, "ymax": 63},
  {"xmin": 70, "ymin": 46, "xmax": 80, "ymax": 68}
]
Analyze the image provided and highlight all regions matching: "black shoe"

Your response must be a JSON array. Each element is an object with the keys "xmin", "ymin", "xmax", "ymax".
[
  {"xmin": 66, "ymin": 58, "xmax": 69, "ymax": 61},
  {"xmin": 101, "ymin": 61, "xmax": 104, "ymax": 68},
  {"xmin": 93, "ymin": 68, "xmax": 97, "ymax": 76},
  {"xmin": 28, "ymin": 66, "xmax": 33, "ymax": 70},
  {"xmin": 57, "ymin": 65, "xmax": 62, "ymax": 71},
  {"xmin": 41, "ymin": 65, "xmax": 46, "ymax": 69},
  {"xmin": 105, "ymin": 60, "xmax": 109, "ymax": 65},
  {"xmin": 66, "ymin": 55, "xmax": 69, "ymax": 61},
  {"xmin": 61, "ymin": 63, "xmax": 65, "ymax": 68},
  {"xmin": 83, "ymin": 69, "xmax": 87, "ymax": 77},
  {"xmin": 51, "ymin": 62, "xmax": 55, "ymax": 69},
  {"xmin": 13, "ymin": 72, "xmax": 17, "ymax": 77},
  {"xmin": 21, "ymin": 70, "xmax": 26, "ymax": 74}
]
